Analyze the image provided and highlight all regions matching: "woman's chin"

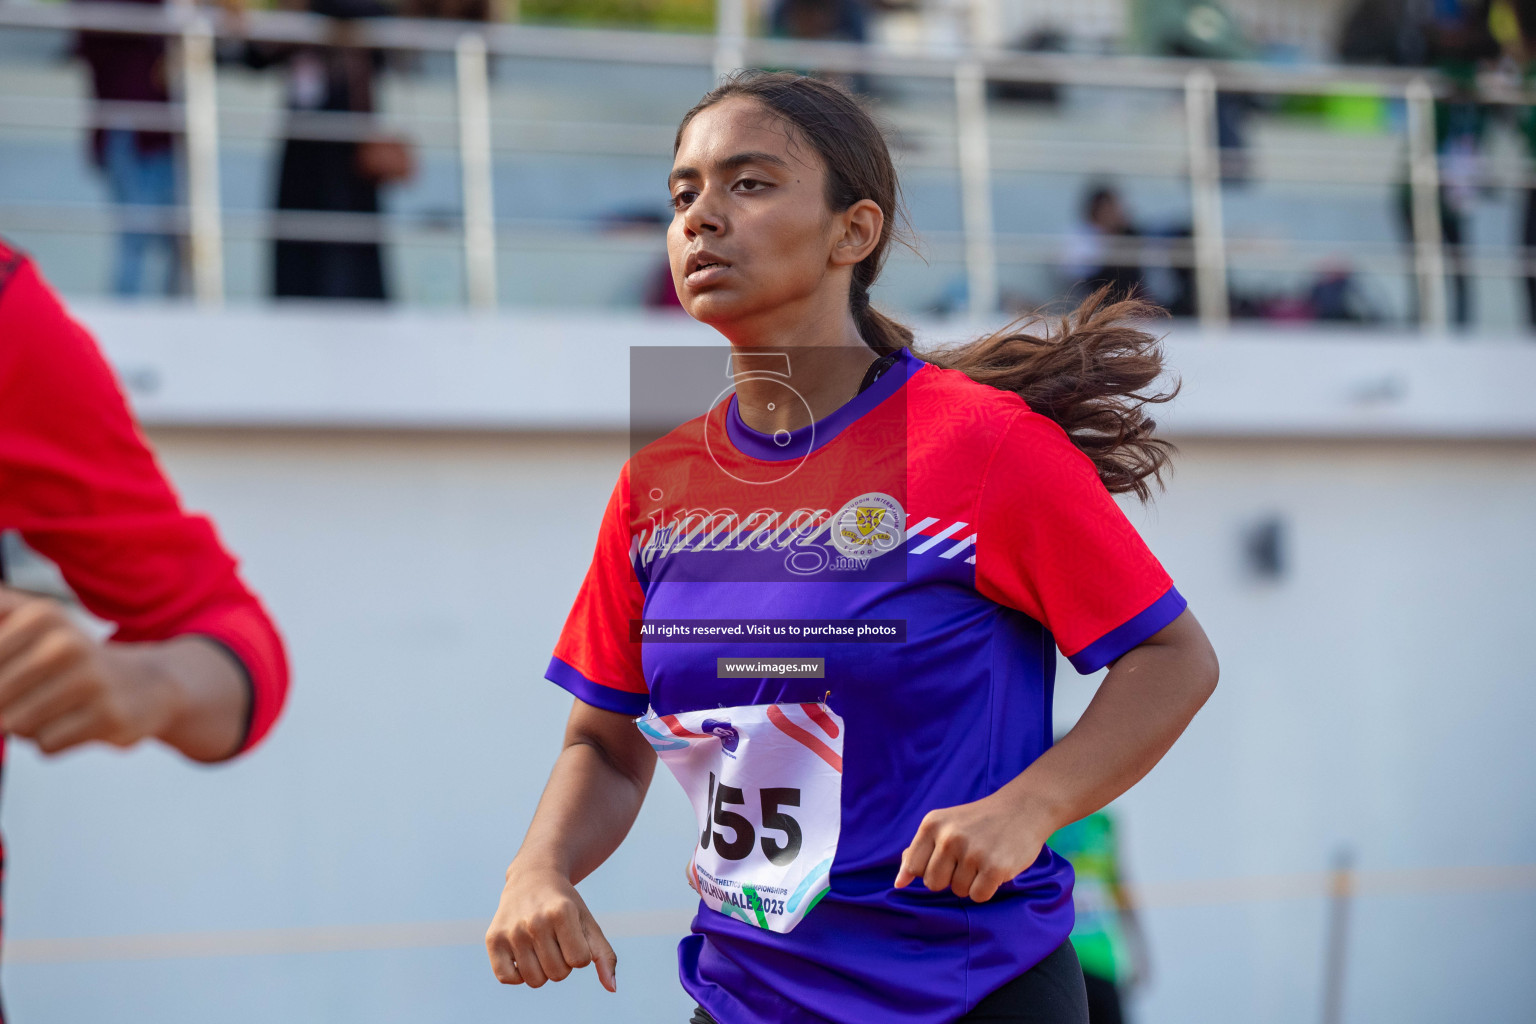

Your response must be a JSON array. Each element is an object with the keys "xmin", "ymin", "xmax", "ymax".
[{"xmin": 682, "ymin": 292, "xmax": 750, "ymax": 328}]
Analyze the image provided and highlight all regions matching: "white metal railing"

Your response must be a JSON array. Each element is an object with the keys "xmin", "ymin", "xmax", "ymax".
[
  {"xmin": 179, "ymin": 18, "xmax": 223, "ymax": 306},
  {"xmin": 1183, "ymin": 69, "xmax": 1229, "ymax": 330},
  {"xmin": 2, "ymin": 0, "xmax": 1534, "ymax": 329},
  {"xmin": 454, "ymin": 31, "xmax": 496, "ymax": 309}
]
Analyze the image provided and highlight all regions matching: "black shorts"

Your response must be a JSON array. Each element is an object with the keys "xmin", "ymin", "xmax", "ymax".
[{"xmin": 689, "ymin": 940, "xmax": 1088, "ymax": 1024}]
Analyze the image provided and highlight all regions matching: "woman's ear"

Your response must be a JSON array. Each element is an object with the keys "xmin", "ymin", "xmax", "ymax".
[{"xmin": 830, "ymin": 199, "xmax": 884, "ymax": 267}]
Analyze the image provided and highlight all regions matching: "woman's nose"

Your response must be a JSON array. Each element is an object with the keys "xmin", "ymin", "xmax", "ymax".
[{"xmin": 682, "ymin": 191, "xmax": 724, "ymax": 236}]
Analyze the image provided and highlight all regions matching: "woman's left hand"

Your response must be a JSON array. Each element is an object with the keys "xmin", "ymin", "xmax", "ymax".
[
  {"xmin": 894, "ymin": 791, "xmax": 1055, "ymax": 903},
  {"xmin": 896, "ymin": 610, "xmax": 1220, "ymax": 904}
]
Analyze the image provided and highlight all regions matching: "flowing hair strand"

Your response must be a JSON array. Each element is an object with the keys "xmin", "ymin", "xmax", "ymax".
[{"xmin": 926, "ymin": 288, "xmax": 1180, "ymax": 502}]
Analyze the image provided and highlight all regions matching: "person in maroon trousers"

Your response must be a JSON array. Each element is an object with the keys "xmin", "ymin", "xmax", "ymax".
[{"xmin": 0, "ymin": 239, "xmax": 290, "ymax": 1018}]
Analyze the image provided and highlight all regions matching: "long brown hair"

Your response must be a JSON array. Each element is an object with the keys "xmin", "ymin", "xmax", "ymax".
[{"xmin": 676, "ymin": 71, "xmax": 1177, "ymax": 500}]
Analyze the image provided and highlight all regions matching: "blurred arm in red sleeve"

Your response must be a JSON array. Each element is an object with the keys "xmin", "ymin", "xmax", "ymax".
[{"xmin": 0, "ymin": 246, "xmax": 288, "ymax": 760}]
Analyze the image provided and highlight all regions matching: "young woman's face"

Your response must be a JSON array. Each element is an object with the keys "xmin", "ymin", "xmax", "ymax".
[{"xmin": 667, "ymin": 97, "xmax": 846, "ymax": 329}]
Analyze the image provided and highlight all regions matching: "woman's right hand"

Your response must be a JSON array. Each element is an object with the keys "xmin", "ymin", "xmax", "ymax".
[{"xmin": 485, "ymin": 860, "xmax": 618, "ymax": 992}]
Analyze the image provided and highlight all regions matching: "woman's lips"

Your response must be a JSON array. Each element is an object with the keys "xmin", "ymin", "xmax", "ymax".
[{"xmin": 685, "ymin": 263, "xmax": 731, "ymax": 288}]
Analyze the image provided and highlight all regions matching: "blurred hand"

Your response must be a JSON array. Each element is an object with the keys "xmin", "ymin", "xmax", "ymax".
[
  {"xmin": 0, "ymin": 586, "xmax": 181, "ymax": 755},
  {"xmin": 486, "ymin": 861, "xmax": 617, "ymax": 991},
  {"xmin": 894, "ymin": 791, "xmax": 1055, "ymax": 903}
]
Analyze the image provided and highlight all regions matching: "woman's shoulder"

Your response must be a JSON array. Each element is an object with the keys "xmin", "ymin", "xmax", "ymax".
[
  {"xmin": 906, "ymin": 357, "xmax": 1087, "ymax": 487},
  {"xmin": 913, "ymin": 357, "xmax": 1081, "ymax": 438},
  {"xmin": 911, "ymin": 355, "xmax": 1026, "ymax": 417},
  {"xmin": 908, "ymin": 356, "xmax": 1044, "ymax": 446}
]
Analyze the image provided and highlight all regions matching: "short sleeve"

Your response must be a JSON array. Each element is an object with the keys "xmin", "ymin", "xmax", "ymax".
[
  {"xmin": 974, "ymin": 411, "xmax": 1185, "ymax": 674},
  {"xmin": 546, "ymin": 465, "xmax": 648, "ymax": 716}
]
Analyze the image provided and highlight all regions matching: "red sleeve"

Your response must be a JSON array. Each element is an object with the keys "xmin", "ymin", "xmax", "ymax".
[
  {"xmin": 0, "ymin": 252, "xmax": 289, "ymax": 752},
  {"xmin": 974, "ymin": 410, "xmax": 1185, "ymax": 674},
  {"xmin": 546, "ymin": 464, "xmax": 648, "ymax": 717}
]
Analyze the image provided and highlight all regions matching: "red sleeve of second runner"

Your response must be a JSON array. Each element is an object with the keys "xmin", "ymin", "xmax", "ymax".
[
  {"xmin": 546, "ymin": 465, "xmax": 648, "ymax": 717},
  {"xmin": 0, "ymin": 251, "xmax": 290, "ymax": 752},
  {"xmin": 974, "ymin": 410, "xmax": 1185, "ymax": 674}
]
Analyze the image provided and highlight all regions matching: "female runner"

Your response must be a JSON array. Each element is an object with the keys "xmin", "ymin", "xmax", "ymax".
[{"xmin": 485, "ymin": 72, "xmax": 1219, "ymax": 1024}]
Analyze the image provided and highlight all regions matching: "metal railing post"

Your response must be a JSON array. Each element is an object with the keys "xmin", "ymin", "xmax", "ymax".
[
  {"xmin": 714, "ymin": 0, "xmax": 746, "ymax": 82},
  {"xmin": 955, "ymin": 58, "xmax": 998, "ymax": 320},
  {"xmin": 180, "ymin": 16, "xmax": 224, "ymax": 307},
  {"xmin": 1320, "ymin": 847, "xmax": 1355, "ymax": 1024},
  {"xmin": 1184, "ymin": 69, "xmax": 1228, "ymax": 330},
  {"xmin": 1406, "ymin": 77, "xmax": 1448, "ymax": 334},
  {"xmin": 456, "ymin": 32, "xmax": 497, "ymax": 310}
]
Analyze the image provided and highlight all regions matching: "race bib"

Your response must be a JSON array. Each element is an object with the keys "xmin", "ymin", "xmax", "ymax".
[{"xmin": 637, "ymin": 703, "xmax": 844, "ymax": 934}]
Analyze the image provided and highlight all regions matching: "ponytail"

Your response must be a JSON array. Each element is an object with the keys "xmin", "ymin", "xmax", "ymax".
[
  {"xmin": 851, "ymin": 281, "xmax": 913, "ymax": 356},
  {"xmin": 924, "ymin": 287, "xmax": 1178, "ymax": 502}
]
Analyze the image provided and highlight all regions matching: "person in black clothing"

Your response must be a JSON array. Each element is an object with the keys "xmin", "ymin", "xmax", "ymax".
[
  {"xmin": 1345, "ymin": 0, "xmax": 1499, "ymax": 327},
  {"xmin": 245, "ymin": 0, "xmax": 396, "ymax": 301}
]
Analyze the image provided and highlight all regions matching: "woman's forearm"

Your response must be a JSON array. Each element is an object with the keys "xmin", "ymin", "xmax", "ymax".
[
  {"xmin": 512, "ymin": 705, "xmax": 657, "ymax": 884},
  {"xmin": 488, "ymin": 702, "xmax": 651, "ymax": 991},
  {"xmin": 117, "ymin": 636, "xmax": 250, "ymax": 762},
  {"xmin": 895, "ymin": 610, "xmax": 1216, "ymax": 901},
  {"xmin": 1002, "ymin": 609, "xmax": 1218, "ymax": 830},
  {"xmin": 0, "ymin": 587, "xmax": 252, "ymax": 762}
]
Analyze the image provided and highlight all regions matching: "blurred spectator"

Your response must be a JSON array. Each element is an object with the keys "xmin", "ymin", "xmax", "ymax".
[
  {"xmin": 1505, "ymin": 0, "xmax": 1536, "ymax": 327},
  {"xmin": 74, "ymin": 0, "xmax": 182, "ymax": 298},
  {"xmin": 990, "ymin": 26, "xmax": 1067, "ymax": 106},
  {"xmin": 1049, "ymin": 808, "xmax": 1149, "ymax": 1024},
  {"xmin": 770, "ymin": 0, "xmax": 869, "ymax": 44},
  {"xmin": 1340, "ymin": 0, "xmax": 1432, "ymax": 65},
  {"xmin": 400, "ymin": 0, "xmax": 492, "ymax": 17},
  {"xmin": 1309, "ymin": 263, "xmax": 1382, "ymax": 323},
  {"xmin": 769, "ymin": 0, "xmax": 871, "ymax": 93},
  {"xmin": 1381, "ymin": 1, "xmax": 1501, "ymax": 327},
  {"xmin": 1225, "ymin": 263, "xmax": 1383, "ymax": 324},
  {"xmin": 245, "ymin": 0, "xmax": 410, "ymax": 302},
  {"xmin": 1065, "ymin": 183, "xmax": 1148, "ymax": 302}
]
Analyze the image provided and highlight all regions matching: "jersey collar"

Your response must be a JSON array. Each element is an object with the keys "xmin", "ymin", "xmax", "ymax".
[{"xmin": 724, "ymin": 347, "xmax": 922, "ymax": 463}]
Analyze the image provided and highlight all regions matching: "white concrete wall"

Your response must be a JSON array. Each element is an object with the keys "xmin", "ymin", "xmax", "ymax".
[
  {"xmin": 2, "ymin": 310, "xmax": 1532, "ymax": 1023},
  {"xmin": 1091, "ymin": 437, "xmax": 1536, "ymax": 1024}
]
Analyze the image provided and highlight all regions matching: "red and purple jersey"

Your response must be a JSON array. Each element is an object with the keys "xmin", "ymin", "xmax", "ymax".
[{"xmin": 548, "ymin": 347, "xmax": 1183, "ymax": 1024}]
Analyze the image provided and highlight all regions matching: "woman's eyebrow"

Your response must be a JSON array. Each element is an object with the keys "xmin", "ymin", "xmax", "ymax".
[{"xmin": 669, "ymin": 151, "xmax": 791, "ymax": 186}]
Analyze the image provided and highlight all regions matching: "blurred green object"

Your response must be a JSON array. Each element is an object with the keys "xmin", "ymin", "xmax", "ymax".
[
  {"xmin": 1275, "ymin": 91, "xmax": 1389, "ymax": 133},
  {"xmin": 1049, "ymin": 810, "xmax": 1131, "ymax": 984},
  {"xmin": 1320, "ymin": 92, "xmax": 1390, "ymax": 132},
  {"xmin": 1278, "ymin": 94, "xmax": 1327, "ymax": 118},
  {"xmin": 519, "ymin": 0, "xmax": 712, "ymax": 31},
  {"xmin": 1130, "ymin": 0, "xmax": 1251, "ymax": 60}
]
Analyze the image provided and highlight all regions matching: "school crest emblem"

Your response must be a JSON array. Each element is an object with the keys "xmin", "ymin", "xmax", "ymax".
[{"xmin": 830, "ymin": 492, "xmax": 905, "ymax": 561}]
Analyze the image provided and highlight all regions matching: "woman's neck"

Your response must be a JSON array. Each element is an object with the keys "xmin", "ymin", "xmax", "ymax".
[{"xmin": 724, "ymin": 308, "xmax": 878, "ymax": 435}]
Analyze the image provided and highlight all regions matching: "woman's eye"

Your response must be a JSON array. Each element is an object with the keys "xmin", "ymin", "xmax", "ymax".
[{"xmin": 735, "ymin": 178, "xmax": 767, "ymax": 192}]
